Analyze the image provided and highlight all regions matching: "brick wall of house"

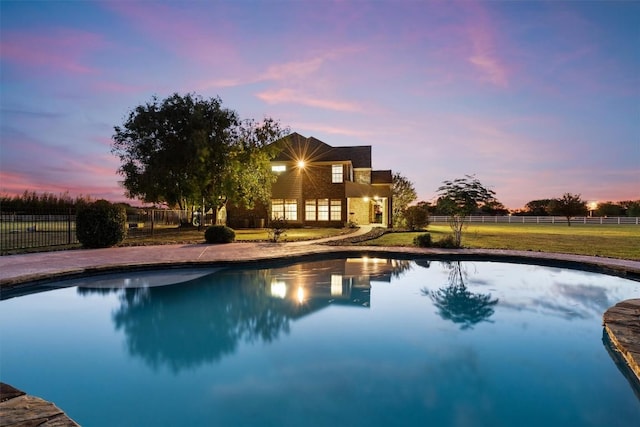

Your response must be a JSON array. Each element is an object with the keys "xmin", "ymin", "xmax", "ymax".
[
  {"xmin": 302, "ymin": 164, "xmax": 346, "ymax": 199},
  {"xmin": 354, "ymin": 169, "xmax": 371, "ymax": 184},
  {"xmin": 348, "ymin": 198, "xmax": 370, "ymax": 225},
  {"xmin": 271, "ymin": 169, "xmax": 303, "ymax": 199}
]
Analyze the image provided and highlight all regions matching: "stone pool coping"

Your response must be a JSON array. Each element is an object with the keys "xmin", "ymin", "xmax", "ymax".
[
  {"xmin": 1, "ymin": 242, "xmax": 639, "ymax": 288},
  {"xmin": 0, "ymin": 382, "xmax": 80, "ymax": 427},
  {"xmin": 1, "ymin": 242, "xmax": 639, "ymax": 421}
]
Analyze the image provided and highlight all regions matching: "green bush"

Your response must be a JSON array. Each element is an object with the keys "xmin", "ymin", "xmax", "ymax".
[
  {"xmin": 432, "ymin": 235, "xmax": 459, "ymax": 248},
  {"xmin": 405, "ymin": 205, "xmax": 430, "ymax": 231},
  {"xmin": 204, "ymin": 225, "xmax": 236, "ymax": 243},
  {"xmin": 76, "ymin": 200, "xmax": 127, "ymax": 248},
  {"xmin": 413, "ymin": 233, "xmax": 432, "ymax": 247}
]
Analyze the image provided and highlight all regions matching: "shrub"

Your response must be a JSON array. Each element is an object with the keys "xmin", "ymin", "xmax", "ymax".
[
  {"xmin": 432, "ymin": 235, "xmax": 459, "ymax": 249},
  {"xmin": 413, "ymin": 233, "xmax": 432, "ymax": 247},
  {"xmin": 204, "ymin": 225, "xmax": 236, "ymax": 244},
  {"xmin": 268, "ymin": 217, "xmax": 288, "ymax": 242},
  {"xmin": 76, "ymin": 200, "xmax": 127, "ymax": 248},
  {"xmin": 405, "ymin": 205, "xmax": 430, "ymax": 231}
]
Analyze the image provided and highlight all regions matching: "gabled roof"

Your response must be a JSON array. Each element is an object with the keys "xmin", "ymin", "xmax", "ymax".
[{"xmin": 271, "ymin": 133, "xmax": 372, "ymax": 168}]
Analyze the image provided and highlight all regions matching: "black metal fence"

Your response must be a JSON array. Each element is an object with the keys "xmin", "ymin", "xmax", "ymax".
[
  {"xmin": 0, "ymin": 208, "xmax": 195, "ymax": 254},
  {"xmin": 1, "ymin": 209, "xmax": 79, "ymax": 253}
]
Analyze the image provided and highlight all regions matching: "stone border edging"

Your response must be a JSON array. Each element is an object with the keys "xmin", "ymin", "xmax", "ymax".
[{"xmin": 603, "ymin": 299, "xmax": 640, "ymax": 387}]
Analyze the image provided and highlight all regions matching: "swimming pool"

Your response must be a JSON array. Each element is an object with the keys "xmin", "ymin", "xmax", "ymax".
[{"xmin": 1, "ymin": 257, "xmax": 639, "ymax": 426}]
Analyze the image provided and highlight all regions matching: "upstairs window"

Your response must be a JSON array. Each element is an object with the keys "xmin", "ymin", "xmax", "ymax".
[
  {"xmin": 271, "ymin": 165, "xmax": 286, "ymax": 172},
  {"xmin": 332, "ymin": 164, "xmax": 343, "ymax": 183}
]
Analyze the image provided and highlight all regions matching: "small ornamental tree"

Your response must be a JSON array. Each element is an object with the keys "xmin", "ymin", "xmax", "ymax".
[
  {"xmin": 549, "ymin": 193, "xmax": 587, "ymax": 226},
  {"xmin": 391, "ymin": 172, "xmax": 417, "ymax": 228},
  {"xmin": 436, "ymin": 175, "xmax": 497, "ymax": 247},
  {"xmin": 76, "ymin": 200, "xmax": 127, "ymax": 248}
]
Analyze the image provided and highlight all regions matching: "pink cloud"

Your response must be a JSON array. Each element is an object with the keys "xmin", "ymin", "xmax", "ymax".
[
  {"xmin": 256, "ymin": 88, "xmax": 364, "ymax": 113},
  {"xmin": 0, "ymin": 28, "xmax": 105, "ymax": 74},
  {"xmin": 105, "ymin": 1, "xmax": 240, "ymax": 68},
  {"xmin": 464, "ymin": 3, "xmax": 510, "ymax": 87}
]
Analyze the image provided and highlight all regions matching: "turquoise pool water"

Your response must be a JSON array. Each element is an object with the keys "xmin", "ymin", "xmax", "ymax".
[{"xmin": 1, "ymin": 257, "xmax": 639, "ymax": 426}]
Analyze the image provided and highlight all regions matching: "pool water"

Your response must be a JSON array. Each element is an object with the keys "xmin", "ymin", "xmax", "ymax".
[{"xmin": 1, "ymin": 257, "xmax": 639, "ymax": 426}]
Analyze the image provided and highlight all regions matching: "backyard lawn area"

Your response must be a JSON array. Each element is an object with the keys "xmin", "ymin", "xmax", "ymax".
[{"xmin": 364, "ymin": 223, "xmax": 640, "ymax": 261}]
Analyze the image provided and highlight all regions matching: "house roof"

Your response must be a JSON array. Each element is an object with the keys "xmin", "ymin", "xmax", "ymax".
[
  {"xmin": 272, "ymin": 133, "xmax": 372, "ymax": 168},
  {"xmin": 372, "ymin": 170, "xmax": 392, "ymax": 184}
]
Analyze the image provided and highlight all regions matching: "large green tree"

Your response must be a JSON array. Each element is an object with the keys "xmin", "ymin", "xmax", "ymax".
[
  {"xmin": 112, "ymin": 93, "xmax": 286, "ymax": 221},
  {"xmin": 391, "ymin": 172, "xmax": 417, "ymax": 228},
  {"xmin": 524, "ymin": 199, "xmax": 554, "ymax": 216},
  {"xmin": 549, "ymin": 193, "xmax": 587, "ymax": 226},
  {"xmin": 436, "ymin": 175, "xmax": 497, "ymax": 247}
]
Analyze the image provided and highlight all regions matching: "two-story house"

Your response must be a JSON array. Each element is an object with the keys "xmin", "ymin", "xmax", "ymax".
[{"xmin": 265, "ymin": 132, "xmax": 393, "ymax": 228}]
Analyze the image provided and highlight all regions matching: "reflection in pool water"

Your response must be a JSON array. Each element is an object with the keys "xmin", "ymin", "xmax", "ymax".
[{"xmin": 1, "ymin": 258, "xmax": 639, "ymax": 426}]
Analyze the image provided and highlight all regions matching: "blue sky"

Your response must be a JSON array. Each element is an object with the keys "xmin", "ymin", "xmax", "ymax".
[{"xmin": 1, "ymin": 0, "xmax": 638, "ymax": 209}]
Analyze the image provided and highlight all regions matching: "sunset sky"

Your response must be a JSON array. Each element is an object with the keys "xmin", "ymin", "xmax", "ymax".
[{"xmin": 1, "ymin": 0, "xmax": 638, "ymax": 209}]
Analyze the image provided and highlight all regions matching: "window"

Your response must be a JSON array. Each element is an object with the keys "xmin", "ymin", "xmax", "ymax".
[
  {"xmin": 271, "ymin": 199, "xmax": 284, "ymax": 219},
  {"xmin": 332, "ymin": 164, "xmax": 343, "ymax": 183},
  {"xmin": 271, "ymin": 199, "xmax": 297, "ymax": 220},
  {"xmin": 317, "ymin": 199, "xmax": 329, "ymax": 221},
  {"xmin": 284, "ymin": 199, "xmax": 297, "ymax": 220},
  {"xmin": 271, "ymin": 165, "xmax": 286, "ymax": 172},
  {"xmin": 330, "ymin": 200, "xmax": 341, "ymax": 221},
  {"xmin": 305, "ymin": 200, "xmax": 316, "ymax": 221}
]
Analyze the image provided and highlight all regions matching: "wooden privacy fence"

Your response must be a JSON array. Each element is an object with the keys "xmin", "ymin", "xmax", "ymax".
[{"xmin": 429, "ymin": 215, "xmax": 640, "ymax": 225}]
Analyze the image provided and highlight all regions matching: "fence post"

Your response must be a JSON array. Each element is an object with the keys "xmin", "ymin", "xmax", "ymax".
[
  {"xmin": 67, "ymin": 208, "xmax": 72, "ymax": 244},
  {"xmin": 151, "ymin": 209, "xmax": 155, "ymax": 236}
]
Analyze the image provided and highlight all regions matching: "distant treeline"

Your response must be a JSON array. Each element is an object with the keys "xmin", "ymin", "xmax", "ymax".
[
  {"xmin": 512, "ymin": 199, "xmax": 640, "ymax": 217},
  {"xmin": 0, "ymin": 191, "xmax": 96, "ymax": 211}
]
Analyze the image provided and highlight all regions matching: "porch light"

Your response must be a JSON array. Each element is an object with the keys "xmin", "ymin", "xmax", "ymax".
[
  {"xmin": 363, "ymin": 197, "xmax": 369, "ymax": 202},
  {"xmin": 297, "ymin": 160, "xmax": 306, "ymax": 169}
]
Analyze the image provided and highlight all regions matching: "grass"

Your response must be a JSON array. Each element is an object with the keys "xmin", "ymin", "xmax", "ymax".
[
  {"xmin": 364, "ymin": 223, "xmax": 640, "ymax": 260},
  {"xmin": 121, "ymin": 226, "xmax": 350, "ymax": 246},
  {"xmin": 3, "ymin": 222, "xmax": 639, "ymax": 261}
]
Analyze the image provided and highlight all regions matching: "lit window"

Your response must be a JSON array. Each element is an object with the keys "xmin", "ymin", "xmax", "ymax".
[
  {"xmin": 330, "ymin": 200, "xmax": 341, "ymax": 221},
  {"xmin": 271, "ymin": 165, "xmax": 286, "ymax": 172},
  {"xmin": 271, "ymin": 199, "xmax": 284, "ymax": 220},
  {"xmin": 284, "ymin": 199, "xmax": 297, "ymax": 220},
  {"xmin": 305, "ymin": 200, "xmax": 316, "ymax": 221},
  {"xmin": 318, "ymin": 199, "xmax": 329, "ymax": 221},
  {"xmin": 272, "ymin": 199, "xmax": 297, "ymax": 220},
  {"xmin": 332, "ymin": 164, "xmax": 343, "ymax": 183}
]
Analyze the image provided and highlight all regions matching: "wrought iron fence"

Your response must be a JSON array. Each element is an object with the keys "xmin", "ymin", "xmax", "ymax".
[
  {"xmin": 1, "ymin": 209, "xmax": 78, "ymax": 253},
  {"xmin": 0, "ymin": 208, "xmax": 194, "ymax": 254}
]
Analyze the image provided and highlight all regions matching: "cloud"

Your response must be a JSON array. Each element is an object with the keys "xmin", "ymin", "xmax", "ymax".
[
  {"xmin": 105, "ymin": 1, "xmax": 240, "ymax": 68},
  {"xmin": 464, "ymin": 4, "xmax": 510, "ymax": 87},
  {"xmin": 0, "ymin": 28, "xmax": 106, "ymax": 74},
  {"xmin": 256, "ymin": 88, "xmax": 364, "ymax": 113}
]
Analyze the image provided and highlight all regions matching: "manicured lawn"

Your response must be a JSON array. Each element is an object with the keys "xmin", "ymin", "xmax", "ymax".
[
  {"xmin": 121, "ymin": 226, "xmax": 349, "ymax": 245},
  {"xmin": 364, "ymin": 224, "xmax": 640, "ymax": 260}
]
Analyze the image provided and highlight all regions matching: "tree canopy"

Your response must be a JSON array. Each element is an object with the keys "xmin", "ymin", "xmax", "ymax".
[
  {"xmin": 436, "ymin": 175, "xmax": 498, "ymax": 246},
  {"xmin": 549, "ymin": 193, "xmax": 587, "ymax": 226},
  {"xmin": 112, "ymin": 93, "xmax": 287, "ymax": 216},
  {"xmin": 391, "ymin": 172, "xmax": 417, "ymax": 228}
]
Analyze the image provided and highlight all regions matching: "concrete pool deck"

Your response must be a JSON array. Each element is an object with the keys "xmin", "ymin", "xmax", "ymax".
[{"xmin": 1, "ymin": 234, "xmax": 639, "ymax": 423}]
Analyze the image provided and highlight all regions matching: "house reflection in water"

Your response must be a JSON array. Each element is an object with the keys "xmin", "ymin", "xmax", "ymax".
[{"xmin": 265, "ymin": 257, "xmax": 411, "ymax": 317}]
